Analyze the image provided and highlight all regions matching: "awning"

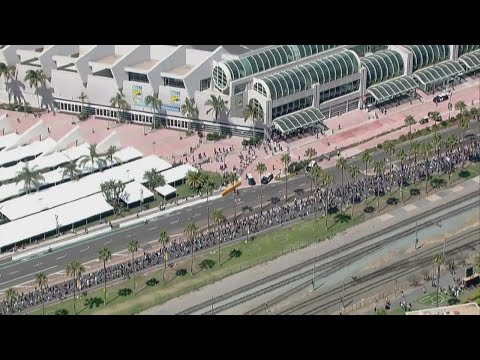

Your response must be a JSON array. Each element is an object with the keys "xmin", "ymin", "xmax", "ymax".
[
  {"xmin": 412, "ymin": 60, "xmax": 464, "ymax": 87},
  {"xmin": 366, "ymin": 75, "xmax": 418, "ymax": 103},
  {"xmin": 458, "ymin": 49, "xmax": 480, "ymax": 72},
  {"xmin": 273, "ymin": 107, "xmax": 328, "ymax": 134},
  {"xmin": 155, "ymin": 184, "xmax": 177, "ymax": 197}
]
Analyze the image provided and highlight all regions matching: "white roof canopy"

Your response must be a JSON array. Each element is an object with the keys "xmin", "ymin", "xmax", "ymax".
[
  {"xmin": 0, "ymin": 138, "xmax": 56, "ymax": 167},
  {"xmin": 0, "ymin": 193, "xmax": 113, "ymax": 248},
  {"xmin": 161, "ymin": 163, "xmax": 197, "ymax": 184},
  {"xmin": 122, "ymin": 181, "xmax": 154, "ymax": 205},
  {"xmin": 0, "ymin": 155, "xmax": 171, "ymax": 220},
  {"xmin": 0, "ymin": 133, "xmax": 19, "ymax": 150},
  {"xmin": 155, "ymin": 184, "xmax": 177, "ymax": 197}
]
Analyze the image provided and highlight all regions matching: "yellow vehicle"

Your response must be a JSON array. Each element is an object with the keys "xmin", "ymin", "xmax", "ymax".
[{"xmin": 222, "ymin": 181, "xmax": 242, "ymax": 196}]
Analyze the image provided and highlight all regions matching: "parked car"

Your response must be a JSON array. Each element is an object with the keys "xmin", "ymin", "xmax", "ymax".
[
  {"xmin": 246, "ymin": 173, "xmax": 256, "ymax": 186},
  {"xmin": 306, "ymin": 160, "xmax": 317, "ymax": 172},
  {"xmin": 419, "ymin": 117, "xmax": 429, "ymax": 124},
  {"xmin": 433, "ymin": 93, "xmax": 449, "ymax": 103},
  {"xmin": 261, "ymin": 173, "xmax": 274, "ymax": 185}
]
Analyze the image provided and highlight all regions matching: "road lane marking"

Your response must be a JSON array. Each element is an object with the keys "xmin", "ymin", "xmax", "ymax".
[
  {"xmin": 9, "ymin": 270, "xmax": 19, "ymax": 275},
  {"xmin": 0, "ymin": 265, "xmax": 58, "ymax": 287},
  {"xmin": 56, "ymin": 254, "xmax": 67, "ymax": 260},
  {"xmin": 170, "ymin": 219, "xmax": 179, "ymax": 224},
  {"xmin": 84, "ymin": 259, "xmax": 98, "ymax": 265},
  {"xmin": 148, "ymin": 240, "xmax": 158, "ymax": 244},
  {"xmin": 186, "ymin": 208, "xmax": 193, "ymax": 212},
  {"xmin": 80, "ymin": 247, "xmax": 90, "ymax": 253},
  {"xmin": 193, "ymin": 213, "xmax": 200, "ymax": 218},
  {"xmin": 104, "ymin": 239, "xmax": 112, "ymax": 245},
  {"xmin": 147, "ymin": 226, "xmax": 157, "ymax": 231},
  {"xmin": 125, "ymin": 234, "xmax": 133, "ymax": 238},
  {"xmin": 34, "ymin": 262, "xmax": 42, "ymax": 267}
]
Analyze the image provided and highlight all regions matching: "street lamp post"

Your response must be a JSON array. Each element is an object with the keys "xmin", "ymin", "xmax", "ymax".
[
  {"xmin": 55, "ymin": 214, "xmax": 59, "ymax": 237},
  {"xmin": 152, "ymin": 141, "xmax": 157, "ymax": 155}
]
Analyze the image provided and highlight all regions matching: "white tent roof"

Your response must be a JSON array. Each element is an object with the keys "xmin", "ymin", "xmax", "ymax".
[
  {"xmin": 0, "ymin": 162, "xmax": 23, "ymax": 183},
  {"xmin": 0, "ymin": 155, "xmax": 171, "ymax": 220},
  {"xmin": 162, "ymin": 163, "xmax": 197, "ymax": 184},
  {"xmin": 104, "ymin": 147, "xmax": 143, "ymax": 168},
  {"xmin": 0, "ymin": 193, "xmax": 113, "ymax": 248},
  {"xmin": 0, "ymin": 133, "xmax": 19, "ymax": 150},
  {"xmin": 155, "ymin": 184, "xmax": 177, "ymax": 197},
  {"xmin": 0, "ymin": 138, "xmax": 56, "ymax": 166},
  {"xmin": 122, "ymin": 181, "xmax": 154, "ymax": 205}
]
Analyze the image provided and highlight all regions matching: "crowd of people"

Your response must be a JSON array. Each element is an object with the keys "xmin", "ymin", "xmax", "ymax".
[{"xmin": 1, "ymin": 136, "xmax": 479, "ymax": 315}]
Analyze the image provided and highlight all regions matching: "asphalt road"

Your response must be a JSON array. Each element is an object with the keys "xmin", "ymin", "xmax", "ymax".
[{"xmin": 0, "ymin": 121, "xmax": 478, "ymax": 292}]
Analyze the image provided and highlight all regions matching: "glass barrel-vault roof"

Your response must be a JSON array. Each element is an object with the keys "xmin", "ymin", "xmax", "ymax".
[
  {"xmin": 212, "ymin": 45, "xmax": 339, "ymax": 91},
  {"xmin": 412, "ymin": 60, "xmax": 464, "ymax": 87},
  {"xmin": 272, "ymin": 107, "xmax": 327, "ymax": 134},
  {"xmin": 403, "ymin": 45, "xmax": 450, "ymax": 72},
  {"xmin": 366, "ymin": 76, "xmax": 418, "ymax": 104},
  {"xmin": 458, "ymin": 45, "xmax": 480, "ymax": 57},
  {"xmin": 260, "ymin": 50, "xmax": 360, "ymax": 100},
  {"xmin": 361, "ymin": 50, "xmax": 404, "ymax": 87},
  {"xmin": 459, "ymin": 49, "xmax": 480, "ymax": 71}
]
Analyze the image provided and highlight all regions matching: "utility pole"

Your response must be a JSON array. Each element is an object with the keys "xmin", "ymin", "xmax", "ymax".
[
  {"xmin": 415, "ymin": 220, "xmax": 419, "ymax": 249},
  {"xmin": 312, "ymin": 263, "xmax": 316, "ymax": 291},
  {"xmin": 341, "ymin": 279, "xmax": 345, "ymax": 309}
]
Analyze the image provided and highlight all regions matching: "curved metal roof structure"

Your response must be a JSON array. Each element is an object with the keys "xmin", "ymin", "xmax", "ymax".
[
  {"xmin": 212, "ymin": 45, "xmax": 339, "ymax": 91},
  {"xmin": 412, "ymin": 61, "xmax": 464, "ymax": 87},
  {"xmin": 403, "ymin": 45, "xmax": 450, "ymax": 72},
  {"xmin": 458, "ymin": 45, "xmax": 480, "ymax": 57},
  {"xmin": 459, "ymin": 49, "xmax": 480, "ymax": 71},
  {"xmin": 366, "ymin": 76, "xmax": 418, "ymax": 104},
  {"xmin": 272, "ymin": 107, "xmax": 327, "ymax": 134},
  {"xmin": 361, "ymin": 50, "xmax": 404, "ymax": 86},
  {"xmin": 257, "ymin": 50, "xmax": 360, "ymax": 100}
]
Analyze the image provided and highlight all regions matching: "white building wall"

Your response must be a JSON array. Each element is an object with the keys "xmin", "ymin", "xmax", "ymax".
[
  {"xmin": 51, "ymin": 70, "xmax": 86, "ymax": 100},
  {"xmin": 39, "ymin": 45, "xmax": 79, "ymax": 78},
  {"xmin": 86, "ymin": 75, "xmax": 119, "ymax": 105},
  {"xmin": 111, "ymin": 45, "xmax": 147, "ymax": 89},
  {"xmin": 77, "ymin": 45, "xmax": 114, "ymax": 85}
]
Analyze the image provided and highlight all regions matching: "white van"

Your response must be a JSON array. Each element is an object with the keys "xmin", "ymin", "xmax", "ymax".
[{"xmin": 306, "ymin": 160, "xmax": 317, "ymax": 172}]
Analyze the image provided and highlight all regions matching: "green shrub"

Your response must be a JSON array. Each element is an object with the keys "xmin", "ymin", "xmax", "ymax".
[
  {"xmin": 185, "ymin": 130, "xmax": 195, "ymax": 137},
  {"xmin": 399, "ymin": 135, "xmax": 407, "ymax": 142},
  {"xmin": 77, "ymin": 111, "xmax": 89, "ymax": 121},
  {"xmin": 441, "ymin": 121, "xmax": 449, "ymax": 128},
  {"xmin": 206, "ymin": 132, "xmax": 226, "ymax": 141}
]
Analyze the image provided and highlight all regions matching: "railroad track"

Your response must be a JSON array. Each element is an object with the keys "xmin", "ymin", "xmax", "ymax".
[
  {"xmin": 177, "ymin": 194, "xmax": 480, "ymax": 315},
  {"xmin": 278, "ymin": 228, "xmax": 479, "ymax": 315}
]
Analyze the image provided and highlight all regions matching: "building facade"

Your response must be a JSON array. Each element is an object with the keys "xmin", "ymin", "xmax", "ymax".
[{"xmin": 0, "ymin": 44, "xmax": 479, "ymax": 138}]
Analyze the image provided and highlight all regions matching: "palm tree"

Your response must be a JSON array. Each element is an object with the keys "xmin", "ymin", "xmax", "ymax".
[
  {"xmin": 5, "ymin": 288, "xmax": 18, "ymax": 315},
  {"xmin": 24, "ymin": 69, "xmax": 47, "ymax": 108},
  {"xmin": 65, "ymin": 260, "xmax": 85, "ymax": 315},
  {"xmin": 383, "ymin": 141, "xmax": 396, "ymax": 194},
  {"xmin": 143, "ymin": 169, "xmax": 166, "ymax": 201},
  {"xmin": 78, "ymin": 91, "xmax": 89, "ymax": 113},
  {"xmin": 361, "ymin": 151, "xmax": 372, "ymax": 205},
  {"xmin": 409, "ymin": 142, "xmax": 420, "ymax": 183},
  {"xmin": 205, "ymin": 95, "xmax": 228, "ymax": 133},
  {"xmin": 348, "ymin": 165, "xmax": 360, "ymax": 217},
  {"xmin": 181, "ymin": 98, "xmax": 199, "ymax": 131},
  {"xmin": 320, "ymin": 172, "xmax": 334, "ymax": 229},
  {"xmin": 336, "ymin": 157, "xmax": 347, "ymax": 207},
  {"xmin": 61, "ymin": 159, "xmax": 82, "ymax": 182},
  {"xmin": 98, "ymin": 247, "xmax": 112, "ymax": 306},
  {"xmin": 35, "ymin": 272, "xmax": 48, "ymax": 315},
  {"xmin": 404, "ymin": 115, "xmax": 416, "ymax": 140},
  {"xmin": 429, "ymin": 111, "xmax": 441, "ymax": 126},
  {"xmin": 127, "ymin": 240, "xmax": 139, "ymax": 293},
  {"xmin": 446, "ymin": 134, "xmax": 459, "ymax": 182},
  {"xmin": 432, "ymin": 132, "xmax": 443, "ymax": 173},
  {"xmin": 158, "ymin": 230, "xmax": 170, "ymax": 283},
  {"xmin": 304, "ymin": 147, "xmax": 317, "ymax": 162},
  {"xmin": 185, "ymin": 170, "xmax": 204, "ymax": 195},
  {"xmin": 104, "ymin": 145, "xmax": 122, "ymax": 168},
  {"xmin": 458, "ymin": 116, "xmax": 470, "ymax": 168},
  {"xmin": 396, "ymin": 148, "xmax": 406, "ymax": 204},
  {"xmin": 373, "ymin": 160, "xmax": 385, "ymax": 213},
  {"xmin": 454, "ymin": 100, "xmax": 467, "ymax": 116},
  {"xmin": 184, "ymin": 222, "xmax": 198, "ymax": 274},
  {"xmin": 255, "ymin": 162, "xmax": 267, "ymax": 212},
  {"xmin": 226, "ymin": 172, "xmax": 239, "ymax": 219},
  {"xmin": 201, "ymin": 173, "xmax": 216, "ymax": 229},
  {"xmin": 212, "ymin": 209, "xmax": 226, "ymax": 264},
  {"xmin": 433, "ymin": 253, "xmax": 446, "ymax": 307},
  {"xmin": 145, "ymin": 93, "xmax": 162, "ymax": 130},
  {"xmin": 311, "ymin": 165, "xmax": 323, "ymax": 219},
  {"xmin": 281, "ymin": 153, "xmax": 291, "ymax": 203},
  {"xmin": 110, "ymin": 90, "xmax": 126, "ymax": 124},
  {"xmin": 15, "ymin": 164, "xmax": 45, "ymax": 194},
  {"xmin": 0, "ymin": 63, "xmax": 16, "ymax": 104},
  {"xmin": 79, "ymin": 144, "xmax": 106, "ymax": 174},
  {"xmin": 243, "ymin": 102, "xmax": 261, "ymax": 139},
  {"xmin": 420, "ymin": 142, "xmax": 432, "ymax": 195}
]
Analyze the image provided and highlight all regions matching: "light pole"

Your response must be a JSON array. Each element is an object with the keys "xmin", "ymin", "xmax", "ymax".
[
  {"xmin": 55, "ymin": 214, "xmax": 59, "ymax": 237},
  {"xmin": 152, "ymin": 141, "xmax": 157, "ymax": 155}
]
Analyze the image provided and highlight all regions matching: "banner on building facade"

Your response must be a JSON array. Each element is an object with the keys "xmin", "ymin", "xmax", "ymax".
[
  {"xmin": 161, "ymin": 90, "xmax": 181, "ymax": 112},
  {"xmin": 132, "ymin": 85, "xmax": 144, "ymax": 106}
]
